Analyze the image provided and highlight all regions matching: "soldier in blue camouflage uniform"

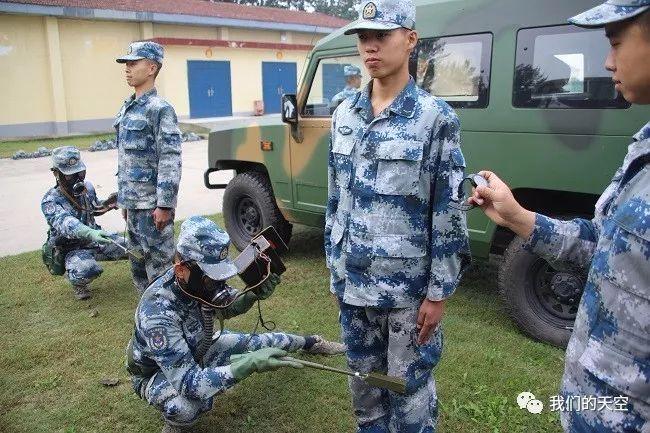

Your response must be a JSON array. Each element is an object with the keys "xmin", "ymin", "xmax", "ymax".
[
  {"xmin": 41, "ymin": 146, "xmax": 127, "ymax": 300},
  {"xmin": 470, "ymin": 2, "xmax": 650, "ymax": 431},
  {"xmin": 330, "ymin": 65, "xmax": 363, "ymax": 109},
  {"xmin": 325, "ymin": 1, "xmax": 470, "ymax": 431},
  {"xmin": 127, "ymin": 216, "xmax": 345, "ymax": 433},
  {"xmin": 115, "ymin": 41, "xmax": 182, "ymax": 295}
]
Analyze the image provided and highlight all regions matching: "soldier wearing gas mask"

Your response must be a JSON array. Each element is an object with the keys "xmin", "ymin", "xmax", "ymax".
[
  {"xmin": 127, "ymin": 216, "xmax": 344, "ymax": 433},
  {"xmin": 41, "ymin": 146, "xmax": 127, "ymax": 300}
]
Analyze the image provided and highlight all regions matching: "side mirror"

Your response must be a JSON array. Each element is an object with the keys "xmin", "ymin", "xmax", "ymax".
[{"xmin": 281, "ymin": 94, "xmax": 298, "ymax": 124}]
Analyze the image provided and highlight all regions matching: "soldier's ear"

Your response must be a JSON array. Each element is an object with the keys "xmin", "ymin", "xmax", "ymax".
[
  {"xmin": 173, "ymin": 262, "xmax": 191, "ymax": 282},
  {"xmin": 407, "ymin": 30, "xmax": 418, "ymax": 50}
]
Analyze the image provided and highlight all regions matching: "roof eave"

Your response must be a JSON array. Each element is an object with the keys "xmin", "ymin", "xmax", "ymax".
[{"xmin": 0, "ymin": 1, "xmax": 340, "ymax": 34}]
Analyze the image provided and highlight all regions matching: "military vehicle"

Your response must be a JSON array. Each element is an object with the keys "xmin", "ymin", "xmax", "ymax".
[{"xmin": 205, "ymin": 0, "xmax": 649, "ymax": 347}]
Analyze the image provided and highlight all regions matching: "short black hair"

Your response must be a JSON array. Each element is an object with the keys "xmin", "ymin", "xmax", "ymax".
[
  {"xmin": 147, "ymin": 59, "xmax": 162, "ymax": 79},
  {"xmin": 640, "ymin": 10, "xmax": 650, "ymax": 36}
]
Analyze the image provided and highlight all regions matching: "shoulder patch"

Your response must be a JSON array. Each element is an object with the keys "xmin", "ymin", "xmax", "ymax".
[
  {"xmin": 147, "ymin": 326, "xmax": 168, "ymax": 351},
  {"xmin": 338, "ymin": 126, "xmax": 353, "ymax": 136},
  {"xmin": 43, "ymin": 202, "xmax": 56, "ymax": 216}
]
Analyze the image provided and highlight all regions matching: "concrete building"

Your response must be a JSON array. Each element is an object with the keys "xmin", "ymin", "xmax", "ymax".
[{"xmin": 0, "ymin": 0, "xmax": 348, "ymax": 138}]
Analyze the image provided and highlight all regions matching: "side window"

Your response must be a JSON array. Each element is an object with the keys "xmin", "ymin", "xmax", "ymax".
[
  {"xmin": 414, "ymin": 33, "xmax": 492, "ymax": 108},
  {"xmin": 303, "ymin": 56, "xmax": 370, "ymax": 117},
  {"xmin": 513, "ymin": 25, "xmax": 629, "ymax": 109}
]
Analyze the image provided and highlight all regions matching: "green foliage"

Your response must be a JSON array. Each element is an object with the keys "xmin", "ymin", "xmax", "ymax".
[
  {"xmin": 217, "ymin": 0, "xmax": 359, "ymax": 20},
  {"xmin": 0, "ymin": 216, "xmax": 564, "ymax": 432}
]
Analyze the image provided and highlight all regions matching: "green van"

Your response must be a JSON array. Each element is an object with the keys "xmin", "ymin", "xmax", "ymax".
[{"xmin": 205, "ymin": 0, "xmax": 649, "ymax": 347}]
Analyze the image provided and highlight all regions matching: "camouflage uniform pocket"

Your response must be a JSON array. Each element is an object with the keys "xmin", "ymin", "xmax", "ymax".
[
  {"xmin": 332, "ymin": 137, "xmax": 354, "ymax": 188},
  {"xmin": 372, "ymin": 234, "xmax": 427, "ymax": 258},
  {"xmin": 126, "ymin": 167, "xmax": 155, "ymax": 182},
  {"xmin": 122, "ymin": 119, "xmax": 151, "ymax": 151},
  {"xmin": 374, "ymin": 140, "xmax": 424, "ymax": 196}
]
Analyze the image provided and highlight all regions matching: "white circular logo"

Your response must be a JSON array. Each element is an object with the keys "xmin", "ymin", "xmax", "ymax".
[
  {"xmin": 68, "ymin": 157, "xmax": 77, "ymax": 166},
  {"xmin": 219, "ymin": 247, "xmax": 228, "ymax": 260}
]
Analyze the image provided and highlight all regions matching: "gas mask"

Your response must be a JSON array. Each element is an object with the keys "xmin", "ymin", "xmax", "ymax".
[
  {"xmin": 178, "ymin": 261, "xmax": 237, "ymax": 308},
  {"xmin": 55, "ymin": 170, "xmax": 87, "ymax": 196}
]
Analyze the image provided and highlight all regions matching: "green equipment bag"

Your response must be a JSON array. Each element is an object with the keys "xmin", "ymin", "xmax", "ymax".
[{"xmin": 41, "ymin": 236, "xmax": 66, "ymax": 276}]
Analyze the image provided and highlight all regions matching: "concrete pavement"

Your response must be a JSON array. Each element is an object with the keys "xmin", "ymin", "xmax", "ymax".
[{"xmin": 0, "ymin": 140, "xmax": 233, "ymax": 257}]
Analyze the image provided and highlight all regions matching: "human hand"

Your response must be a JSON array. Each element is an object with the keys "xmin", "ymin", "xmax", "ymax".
[
  {"xmin": 468, "ymin": 171, "xmax": 535, "ymax": 238},
  {"xmin": 152, "ymin": 207, "xmax": 173, "ymax": 231},
  {"xmin": 229, "ymin": 347, "xmax": 303, "ymax": 380},
  {"xmin": 416, "ymin": 299, "xmax": 444, "ymax": 345},
  {"xmin": 254, "ymin": 273, "xmax": 281, "ymax": 300}
]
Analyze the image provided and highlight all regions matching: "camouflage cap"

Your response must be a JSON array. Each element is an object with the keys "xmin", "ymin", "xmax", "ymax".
[
  {"xmin": 344, "ymin": 0, "xmax": 416, "ymax": 35},
  {"xmin": 569, "ymin": 0, "xmax": 650, "ymax": 28},
  {"xmin": 116, "ymin": 41, "xmax": 164, "ymax": 64},
  {"xmin": 176, "ymin": 216, "xmax": 238, "ymax": 281},
  {"xmin": 51, "ymin": 146, "xmax": 86, "ymax": 175},
  {"xmin": 344, "ymin": 65, "xmax": 362, "ymax": 77}
]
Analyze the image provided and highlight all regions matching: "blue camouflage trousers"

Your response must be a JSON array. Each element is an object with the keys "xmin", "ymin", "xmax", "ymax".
[
  {"xmin": 561, "ymin": 368, "xmax": 649, "ymax": 433},
  {"xmin": 126, "ymin": 209, "xmax": 175, "ymax": 295},
  {"xmin": 64, "ymin": 233, "xmax": 127, "ymax": 286},
  {"xmin": 339, "ymin": 302, "xmax": 443, "ymax": 433},
  {"xmin": 141, "ymin": 330, "xmax": 308, "ymax": 427}
]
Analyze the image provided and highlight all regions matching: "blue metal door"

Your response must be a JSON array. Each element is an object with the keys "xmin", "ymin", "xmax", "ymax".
[
  {"xmin": 187, "ymin": 60, "xmax": 232, "ymax": 118},
  {"xmin": 322, "ymin": 64, "xmax": 351, "ymax": 103},
  {"xmin": 262, "ymin": 62, "xmax": 297, "ymax": 114}
]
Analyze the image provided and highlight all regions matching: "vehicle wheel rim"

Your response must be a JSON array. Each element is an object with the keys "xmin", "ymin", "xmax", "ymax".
[
  {"xmin": 236, "ymin": 197, "xmax": 262, "ymax": 237},
  {"xmin": 529, "ymin": 259, "xmax": 582, "ymax": 322}
]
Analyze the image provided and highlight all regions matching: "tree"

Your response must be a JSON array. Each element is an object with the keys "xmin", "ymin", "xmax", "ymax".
[{"xmin": 214, "ymin": 0, "xmax": 359, "ymax": 20}]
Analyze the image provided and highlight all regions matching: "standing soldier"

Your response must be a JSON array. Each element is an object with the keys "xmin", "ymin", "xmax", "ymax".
[
  {"xmin": 115, "ymin": 41, "xmax": 182, "ymax": 295},
  {"xmin": 470, "ymin": 2, "xmax": 650, "ymax": 432},
  {"xmin": 41, "ymin": 146, "xmax": 127, "ymax": 300},
  {"xmin": 330, "ymin": 65, "xmax": 363, "ymax": 109},
  {"xmin": 325, "ymin": 0, "xmax": 470, "ymax": 431}
]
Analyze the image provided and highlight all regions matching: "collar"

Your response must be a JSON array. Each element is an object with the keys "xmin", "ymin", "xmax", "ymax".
[
  {"xmin": 351, "ymin": 77, "xmax": 417, "ymax": 121},
  {"xmin": 622, "ymin": 121, "xmax": 650, "ymax": 170},
  {"xmin": 125, "ymin": 87, "xmax": 157, "ymax": 105},
  {"xmin": 633, "ymin": 121, "xmax": 650, "ymax": 142}
]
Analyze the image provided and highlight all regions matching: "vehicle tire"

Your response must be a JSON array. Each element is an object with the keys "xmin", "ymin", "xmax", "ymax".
[
  {"xmin": 223, "ymin": 171, "xmax": 293, "ymax": 251},
  {"xmin": 498, "ymin": 237, "xmax": 585, "ymax": 348}
]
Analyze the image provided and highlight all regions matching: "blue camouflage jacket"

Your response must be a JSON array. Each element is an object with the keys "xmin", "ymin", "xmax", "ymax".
[
  {"xmin": 130, "ymin": 269, "xmax": 236, "ymax": 401},
  {"xmin": 524, "ymin": 122, "xmax": 650, "ymax": 404},
  {"xmin": 330, "ymin": 86, "xmax": 360, "ymax": 108},
  {"xmin": 115, "ymin": 88, "xmax": 182, "ymax": 210},
  {"xmin": 325, "ymin": 78, "xmax": 470, "ymax": 308},
  {"xmin": 41, "ymin": 181, "xmax": 101, "ymax": 247}
]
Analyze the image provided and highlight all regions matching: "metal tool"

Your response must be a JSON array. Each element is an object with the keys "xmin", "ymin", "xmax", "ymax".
[
  {"xmin": 281, "ymin": 356, "xmax": 407, "ymax": 394},
  {"xmin": 107, "ymin": 238, "xmax": 143, "ymax": 261},
  {"xmin": 448, "ymin": 173, "xmax": 489, "ymax": 211}
]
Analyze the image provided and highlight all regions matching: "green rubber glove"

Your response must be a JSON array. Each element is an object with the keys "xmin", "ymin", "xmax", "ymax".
[
  {"xmin": 218, "ymin": 292, "xmax": 257, "ymax": 320},
  {"xmin": 229, "ymin": 347, "xmax": 303, "ymax": 381},
  {"xmin": 254, "ymin": 273, "xmax": 281, "ymax": 300},
  {"xmin": 75, "ymin": 225, "xmax": 111, "ymax": 244}
]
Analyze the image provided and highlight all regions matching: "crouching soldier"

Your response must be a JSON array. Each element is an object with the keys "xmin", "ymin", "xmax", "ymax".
[
  {"xmin": 127, "ymin": 216, "xmax": 345, "ymax": 433},
  {"xmin": 41, "ymin": 146, "xmax": 127, "ymax": 300}
]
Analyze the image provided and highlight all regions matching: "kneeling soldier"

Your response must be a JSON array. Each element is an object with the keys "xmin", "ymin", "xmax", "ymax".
[
  {"xmin": 127, "ymin": 216, "xmax": 344, "ymax": 433},
  {"xmin": 41, "ymin": 146, "xmax": 127, "ymax": 300}
]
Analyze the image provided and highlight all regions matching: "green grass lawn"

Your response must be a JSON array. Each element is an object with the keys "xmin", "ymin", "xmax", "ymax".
[
  {"xmin": 0, "ymin": 133, "xmax": 116, "ymax": 159},
  {"xmin": 0, "ymin": 215, "xmax": 565, "ymax": 433}
]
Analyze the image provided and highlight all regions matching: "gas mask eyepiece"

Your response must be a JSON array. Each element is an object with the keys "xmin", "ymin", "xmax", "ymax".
[{"xmin": 180, "ymin": 261, "xmax": 236, "ymax": 308}]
